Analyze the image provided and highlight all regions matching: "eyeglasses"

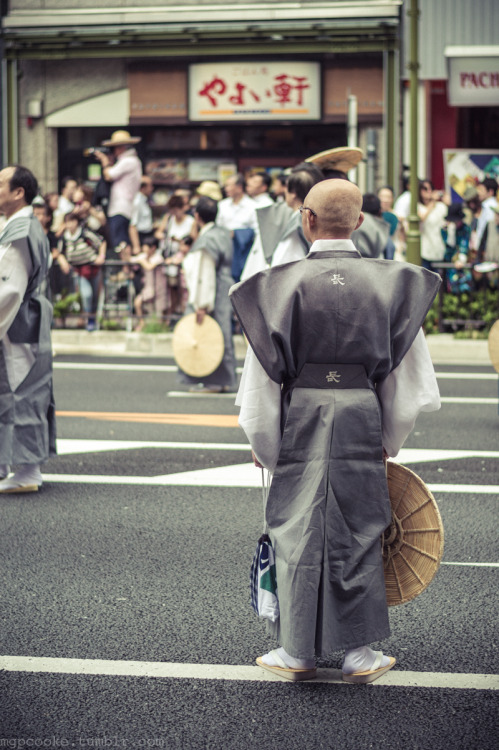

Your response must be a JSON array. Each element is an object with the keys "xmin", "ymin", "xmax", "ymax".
[{"xmin": 299, "ymin": 205, "xmax": 317, "ymax": 217}]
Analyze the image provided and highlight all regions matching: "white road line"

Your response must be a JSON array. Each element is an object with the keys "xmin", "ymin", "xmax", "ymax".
[
  {"xmin": 53, "ymin": 363, "xmax": 497, "ymax": 381},
  {"xmin": 0, "ymin": 656, "xmax": 497, "ymax": 690},
  {"xmin": 427, "ymin": 484, "xmax": 498, "ymax": 494},
  {"xmin": 56, "ymin": 439, "xmax": 251, "ymax": 455},
  {"xmin": 167, "ymin": 391, "xmax": 238, "ymax": 398},
  {"xmin": 436, "ymin": 372, "xmax": 497, "ymax": 380},
  {"xmin": 54, "ymin": 362, "xmax": 177, "ymax": 372},
  {"xmin": 55, "ymin": 440, "xmax": 499, "ymax": 464},
  {"xmin": 441, "ymin": 562, "xmax": 499, "ymax": 568},
  {"xmin": 53, "ymin": 362, "xmax": 244, "ymax": 375},
  {"xmin": 41, "ymin": 469, "xmax": 498, "ymax": 495},
  {"xmin": 440, "ymin": 397, "xmax": 498, "ymax": 404}
]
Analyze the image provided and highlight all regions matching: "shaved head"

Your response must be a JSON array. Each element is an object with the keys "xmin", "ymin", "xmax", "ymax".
[{"xmin": 303, "ymin": 179, "xmax": 363, "ymax": 239}]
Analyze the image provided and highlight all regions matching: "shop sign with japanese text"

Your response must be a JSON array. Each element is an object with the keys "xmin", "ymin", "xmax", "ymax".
[{"xmin": 189, "ymin": 62, "xmax": 321, "ymax": 121}]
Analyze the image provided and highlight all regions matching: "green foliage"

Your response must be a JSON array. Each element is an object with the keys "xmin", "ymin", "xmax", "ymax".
[
  {"xmin": 100, "ymin": 319, "xmax": 121, "ymax": 331},
  {"xmin": 52, "ymin": 292, "xmax": 81, "ymax": 318},
  {"xmin": 424, "ymin": 289, "xmax": 499, "ymax": 335},
  {"xmin": 141, "ymin": 316, "xmax": 170, "ymax": 333}
]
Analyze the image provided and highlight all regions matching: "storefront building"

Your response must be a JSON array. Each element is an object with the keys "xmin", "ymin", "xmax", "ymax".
[
  {"xmin": 1, "ymin": 1, "xmax": 402, "ymax": 195},
  {"xmin": 400, "ymin": 0, "xmax": 499, "ymax": 191}
]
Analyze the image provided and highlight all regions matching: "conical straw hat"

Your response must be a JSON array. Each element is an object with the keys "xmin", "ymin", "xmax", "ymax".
[
  {"xmin": 487, "ymin": 319, "xmax": 499, "ymax": 374},
  {"xmin": 305, "ymin": 146, "xmax": 363, "ymax": 173},
  {"xmin": 172, "ymin": 313, "xmax": 224, "ymax": 378},
  {"xmin": 383, "ymin": 463, "xmax": 444, "ymax": 606}
]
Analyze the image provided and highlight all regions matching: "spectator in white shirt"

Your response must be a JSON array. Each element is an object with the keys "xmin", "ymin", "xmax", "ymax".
[
  {"xmin": 245, "ymin": 171, "xmax": 274, "ymax": 208},
  {"xmin": 216, "ymin": 173, "xmax": 257, "ymax": 232},
  {"xmin": 477, "ymin": 177, "xmax": 498, "ymax": 211},
  {"xmin": 129, "ymin": 176, "xmax": 154, "ymax": 255}
]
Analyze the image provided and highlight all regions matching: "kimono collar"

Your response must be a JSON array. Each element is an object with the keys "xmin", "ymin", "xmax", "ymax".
[
  {"xmin": 3, "ymin": 205, "xmax": 33, "ymax": 230},
  {"xmin": 199, "ymin": 221, "xmax": 214, "ymax": 236},
  {"xmin": 308, "ymin": 238, "xmax": 360, "ymax": 255}
]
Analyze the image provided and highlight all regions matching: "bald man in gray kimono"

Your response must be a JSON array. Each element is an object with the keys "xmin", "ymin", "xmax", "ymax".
[
  {"xmin": 230, "ymin": 180, "xmax": 441, "ymax": 682},
  {"xmin": 0, "ymin": 165, "xmax": 56, "ymax": 493}
]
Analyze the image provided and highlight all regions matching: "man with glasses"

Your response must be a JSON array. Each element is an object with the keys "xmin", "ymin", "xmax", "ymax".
[{"xmin": 231, "ymin": 179, "xmax": 441, "ymax": 683}]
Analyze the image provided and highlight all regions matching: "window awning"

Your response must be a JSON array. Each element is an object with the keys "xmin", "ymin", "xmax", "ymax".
[
  {"xmin": 2, "ymin": 2, "xmax": 402, "ymax": 59},
  {"xmin": 45, "ymin": 89, "xmax": 129, "ymax": 127}
]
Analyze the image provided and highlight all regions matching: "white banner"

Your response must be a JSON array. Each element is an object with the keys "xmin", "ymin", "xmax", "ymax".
[{"xmin": 189, "ymin": 62, "xmax": 321, "ymax": 121}]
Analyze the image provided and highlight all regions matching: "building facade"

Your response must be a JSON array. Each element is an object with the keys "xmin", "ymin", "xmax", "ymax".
[
  {"xmin": 1, "ymin": 0, "xmax": 401, "ymax": 195},
  {"xmin": 1, "ymin": 0, "xmax": 498, "ymax": 197}
]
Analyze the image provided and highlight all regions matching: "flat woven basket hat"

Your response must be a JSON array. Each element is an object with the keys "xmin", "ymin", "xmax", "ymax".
[
  {"xmin": 172, "ymin": 313, "xmax": 224, "ymax": 378},
  {"xmin": 305, "ymin": 146, "xmax": 363, "ymax": 173},
  {"xmin": 487, "ymin": 319, "xmax": 499, "ymax": 373},
  {"xmin": 383, "ymin": 463, "xmax": 444, "ymax": 606}
]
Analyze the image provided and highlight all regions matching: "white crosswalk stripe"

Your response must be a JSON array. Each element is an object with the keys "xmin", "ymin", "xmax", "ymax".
[{"xmin": 1, "ymin": 655, "xmax": 497, "ymax": 690}]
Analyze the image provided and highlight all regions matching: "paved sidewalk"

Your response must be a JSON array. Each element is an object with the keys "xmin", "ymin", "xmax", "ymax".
[{"xmin": 50, "ymin": 330, "xmax": 494, "ymax": 367}]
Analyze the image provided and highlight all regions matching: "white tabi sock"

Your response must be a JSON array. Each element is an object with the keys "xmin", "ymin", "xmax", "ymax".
[
  {"xmin": 261, "ymin": 646, "xmax": 315, "ymax": 670},
  {"xmin": 0, "ymin": 464, "xmax": 42, "ymax": 490},
  {"xmin": 342, "ymin": 646, "xmax": 391, "ymax": 674}
]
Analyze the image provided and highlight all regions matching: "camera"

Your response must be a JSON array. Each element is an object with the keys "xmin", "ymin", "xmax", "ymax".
[{"xmin": 83, "ymin": 146, "xmax": 110, "ymax": 157}]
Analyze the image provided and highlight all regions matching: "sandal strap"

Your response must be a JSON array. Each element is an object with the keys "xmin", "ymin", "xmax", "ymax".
[
  {"xmin": 269, "ymin": 649, "xmax": 289, "ymax": 669},
  {"xmin": 371, "ymin": 651, "xmax": 384, "ymax": 671}
]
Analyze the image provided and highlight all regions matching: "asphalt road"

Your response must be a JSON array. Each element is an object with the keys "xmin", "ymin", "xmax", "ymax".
[{"xmin": 0, "ymin": 355, "xmax": 497, "ymax": 749}]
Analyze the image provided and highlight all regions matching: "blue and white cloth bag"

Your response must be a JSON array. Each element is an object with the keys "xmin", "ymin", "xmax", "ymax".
[{"xmin": 250, "ymin": 469, "xmax": 280, "ymax": 622}]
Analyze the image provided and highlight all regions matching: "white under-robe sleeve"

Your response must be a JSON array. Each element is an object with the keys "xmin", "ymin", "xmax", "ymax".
[
  {"xmin": 0, "ymin": 240, "xmax": 31, "ymax": 340},
  {"xmin": 183, "ymin": 249, "xmax": 216, "ymax": 312},
  {"xmin": 377, "ymin": 329, "xmax": 441, "ymax": 457},
  {"xmin": 235, "ymin": 346, "xmax": 282, "ymax": 472}
]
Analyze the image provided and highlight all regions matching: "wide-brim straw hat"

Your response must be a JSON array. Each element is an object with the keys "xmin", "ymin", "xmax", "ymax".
[
  {"xmin": 101, "ymin": 130, "xmax": 142, "ymax": 147},
  {"xmin": 172, "ymin": 313, "xmax": 224, "ymax": 377},
  {"xmin": 196, "ymin": 181, "xmax": 223, "ymax": 202},
  {"xmin": 383, "ymin": 463, "xmax": 444, "ymax": 606},
  {"xmin": 487, "ymin": 319, "xmax": 499, "ymax": 373},
  {"xmin": 306, "ymin": 146, "xmax": 363, "ymax": 174}
]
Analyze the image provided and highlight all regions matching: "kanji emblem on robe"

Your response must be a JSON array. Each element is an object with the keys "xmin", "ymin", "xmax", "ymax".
[
  {"xmin": 330, "ymin": 274, "xmax": 345, "ymax": 285},
  {"xmin": 326, "ymin": 371, "xmax": 341, "ymax": 383}
]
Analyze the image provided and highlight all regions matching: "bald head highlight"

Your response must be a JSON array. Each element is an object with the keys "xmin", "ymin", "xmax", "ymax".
[{"xmin": 304, "ymin": 180, "xmax": 363, "ymax": 238}]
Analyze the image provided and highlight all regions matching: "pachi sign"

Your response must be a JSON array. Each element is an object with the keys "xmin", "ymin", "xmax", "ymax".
[
  {"xmin": 446, "ymin": 47, "xmax": 499, "ymax": 106},
  {"xmin": 189, "ymin": 62, "xmax": 321, "ymax": 121}
]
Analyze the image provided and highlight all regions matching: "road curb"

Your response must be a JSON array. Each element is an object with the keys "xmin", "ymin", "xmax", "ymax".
[{"xmin": 50, "ymin": 330, "xmax": 493, "ymax": 367}]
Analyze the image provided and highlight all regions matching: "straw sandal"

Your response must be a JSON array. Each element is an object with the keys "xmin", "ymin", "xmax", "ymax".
[
  {"xmin": 256, "ymin": 650, "xmax": 317, "ymax": 682},
  {"xmin": 0, "ymin": 484, "xmax": 39, "ymax": 494},
  {"xmin": 342, "ymin": 651, "xmax": 396, "ymax": 684}
]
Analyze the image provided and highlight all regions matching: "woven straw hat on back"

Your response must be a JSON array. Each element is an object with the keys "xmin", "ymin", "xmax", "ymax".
[
  {"xmin": 172, "ymin": 313, "xmax": 224, "ymax": 378},
  {"xmin": 305, "ymin": 146, "xmax": 363, "ymax": 174},
  {"xmin": 487, "ymin": 319, "xmax": 499, "ymax": 373},
  {"xmin": 383, "ymin": 463, "xmax": 444, "ymax": 606}
]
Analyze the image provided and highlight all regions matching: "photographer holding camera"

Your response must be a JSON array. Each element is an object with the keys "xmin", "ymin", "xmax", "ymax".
[{"xmin": 93, "ymin": 130, "xmax": 142, "ymax": 261}]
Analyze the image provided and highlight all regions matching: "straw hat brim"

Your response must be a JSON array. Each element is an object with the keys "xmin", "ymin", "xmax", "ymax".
[
  {"xmin": 383, "ymin": 463, "xmax": 444, "ymax": 606},
  {"xmin": 101, "ymin": 130, "xmax": 142, "ymax": 147},
  {"xmin": 172, "ymin": 313, "xmax": 225, "ymax": 377},
  {"xmin": 306, "ymin": 146, "xmax": 363, "ymax": 173},
  {"xmin": 487, "ymin": 319, "xmax": 499, "ymax": 373}
]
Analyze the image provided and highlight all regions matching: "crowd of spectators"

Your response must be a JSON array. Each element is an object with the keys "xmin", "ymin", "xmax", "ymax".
[{"xmin": 14, "ymin": 131, "xmax": 498, "ymax": 333}]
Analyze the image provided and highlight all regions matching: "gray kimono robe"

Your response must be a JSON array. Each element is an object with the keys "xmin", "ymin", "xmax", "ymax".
[
  {"xmin": 230, "ymin": 247, "xmax": 440, "ymax": 657},
  {"xmin": 180, "ymin": 224, "xmax": 237, "ymax": 390},
  {"xmin": 0, "ymin": 210, "xmax": 56, "ymax": 465}
]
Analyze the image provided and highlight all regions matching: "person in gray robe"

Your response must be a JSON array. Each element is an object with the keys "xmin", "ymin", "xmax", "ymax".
[
  {"xmin": 180, "ymin": 196, "xmax": 237, "ymax": 393},
  {"xmin": 230, "ymin": 180, "xmax": 441, "ymax": 682},
  {"xmin": 240, "ymin": 162, "xmax": 323, "ymax": 280},
  {"xmin": 0, "ymin": 165, "xmax": 56, "ymax": 493}
]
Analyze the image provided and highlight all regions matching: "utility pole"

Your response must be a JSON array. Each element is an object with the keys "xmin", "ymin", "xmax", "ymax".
[{"xmin": 405, "ymin": 0, "xmax": 421, "ymax": 266}]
